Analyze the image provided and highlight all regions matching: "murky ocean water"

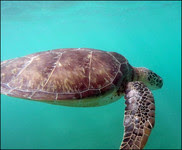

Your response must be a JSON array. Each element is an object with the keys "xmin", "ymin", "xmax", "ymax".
[{"xmin": 1, "ymin": 1, "xmax": 181, "ymax": 149}]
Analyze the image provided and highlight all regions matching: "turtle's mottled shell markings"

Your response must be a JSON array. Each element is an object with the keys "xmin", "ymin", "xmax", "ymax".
[
  {"xmin": 1, "ymin": 48, "xmax": 131, "ymax": 102},
  {"xmin": 1, "ymin": 48, "xmax": 159, "ymax": 149}
]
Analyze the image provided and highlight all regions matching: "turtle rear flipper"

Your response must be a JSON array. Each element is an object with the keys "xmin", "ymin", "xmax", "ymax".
[{"xmin": 120, "ymin": 81, "xmax": 155, "ymax": 149}]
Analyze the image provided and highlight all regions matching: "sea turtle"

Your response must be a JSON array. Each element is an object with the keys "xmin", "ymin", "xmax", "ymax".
[{"xmin": 1, "ymin": 48, "xmax": 163, "ymax": 149}]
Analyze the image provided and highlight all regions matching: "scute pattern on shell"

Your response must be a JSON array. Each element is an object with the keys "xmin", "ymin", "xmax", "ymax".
[{"xmin": 1, "ymin": 48, "xmax": 130, "ymax": 100}]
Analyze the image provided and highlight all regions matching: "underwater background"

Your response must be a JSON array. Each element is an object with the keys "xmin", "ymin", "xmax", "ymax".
[{"xmin": 1, "ymin": 1, "xmax": 181, "ymax": 149}]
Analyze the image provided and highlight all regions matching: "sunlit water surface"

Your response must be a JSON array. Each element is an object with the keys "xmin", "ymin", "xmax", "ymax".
[{"xmin": 1, "ymin": 1, "xmax": 181, "ymax": 149}]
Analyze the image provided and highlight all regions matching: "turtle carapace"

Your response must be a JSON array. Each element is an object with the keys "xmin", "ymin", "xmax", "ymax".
[{"xmin": 1, "ymin": 48, "xmax": 163, "ymax": 149}]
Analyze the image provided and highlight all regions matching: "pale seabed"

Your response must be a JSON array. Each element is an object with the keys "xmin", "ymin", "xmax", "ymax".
[{"xmin": 1, "ymin": 1, "xmax": 181, "ymax": 149}]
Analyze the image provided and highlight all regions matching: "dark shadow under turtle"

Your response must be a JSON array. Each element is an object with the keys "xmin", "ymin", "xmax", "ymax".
[{"xmin": 1, "ymin": 48, "xmax": 163, "ymax": 149}]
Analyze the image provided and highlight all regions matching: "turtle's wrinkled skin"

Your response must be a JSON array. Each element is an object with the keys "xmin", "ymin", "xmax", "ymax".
[{"xmin": 1, "ymin": 48, "xmax": 163, "ymax": 149}]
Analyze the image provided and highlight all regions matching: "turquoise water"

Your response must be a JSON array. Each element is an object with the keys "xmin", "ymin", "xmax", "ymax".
[{"xmin": 1, "ymin": 1, "xmax": 181, "ymax": 149}]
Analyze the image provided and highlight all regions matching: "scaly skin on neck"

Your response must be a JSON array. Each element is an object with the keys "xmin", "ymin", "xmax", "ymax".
[
  {"xmin": 132, "ymin": 67, "xmax": 163, "ymax": 90},
  {"xmin": 133, "ymin": 67, "xmax": 148, "ymax": 81}
]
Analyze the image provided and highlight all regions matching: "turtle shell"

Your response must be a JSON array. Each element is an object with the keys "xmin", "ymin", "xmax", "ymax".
[{"xmin": 1, "ymin": 48, "xmax": 132, "ymax": 101}]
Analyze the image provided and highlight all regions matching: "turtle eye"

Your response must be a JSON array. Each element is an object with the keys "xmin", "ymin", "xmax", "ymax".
[{"xmin": 147, "ymin": 71, "xmax": 163, "ymax": 89}]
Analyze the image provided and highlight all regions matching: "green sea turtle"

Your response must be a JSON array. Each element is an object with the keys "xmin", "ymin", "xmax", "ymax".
[{"xmin": 1, "ymin": 48, "xmax": 163, "ymax": 149}]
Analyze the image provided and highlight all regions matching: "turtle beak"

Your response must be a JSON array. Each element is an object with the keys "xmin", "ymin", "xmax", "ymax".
[{"xmin": 158, "ymin": 78, "xmax": 163, "ymax": 88}]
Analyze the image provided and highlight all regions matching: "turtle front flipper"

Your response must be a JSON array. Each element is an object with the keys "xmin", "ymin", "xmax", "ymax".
[{"xmin": 120, "ymin": 81, "xmax": 155, "ymax": 149}]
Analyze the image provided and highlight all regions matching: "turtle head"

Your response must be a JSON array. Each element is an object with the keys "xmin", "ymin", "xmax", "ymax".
[{"xmin": 133, "ymin": 67, "xmax": 163, "ymax": 90}]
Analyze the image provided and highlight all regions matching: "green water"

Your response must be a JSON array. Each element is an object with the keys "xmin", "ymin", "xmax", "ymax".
[{"xmin": 1, "ymin": 1, "xmax": 181, "ymax": 149}]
